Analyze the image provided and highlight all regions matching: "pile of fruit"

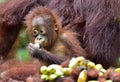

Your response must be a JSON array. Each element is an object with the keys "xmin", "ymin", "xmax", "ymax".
[{"xmin": 40, "ymin": 56, "xmax": 120, "ymax": 82}]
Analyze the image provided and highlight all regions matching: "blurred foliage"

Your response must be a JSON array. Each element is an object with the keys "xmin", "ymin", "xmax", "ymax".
[
  {"xmin": 16, "ymin": 48, "xmax": 31, "ymax": 62},
  {"xmin": 0, "ymin": 0, "xmax": 7, "ymax": 3},
  {"xmin": 16, "ymin": 29, "xmax": 31, "ymax": 62},
  {"xmin": 19, "ymin": 30, "xmax": 29, "ymax": 48}
]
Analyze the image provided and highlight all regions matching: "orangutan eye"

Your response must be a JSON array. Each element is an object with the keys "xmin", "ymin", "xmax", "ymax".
[
  {"xmin": 39, "ymin": 27, "xmax": 46, "ymax": 35},
  {"xmin": 33, "ymin": 30, "xmax": 38, "ymax": 36}
]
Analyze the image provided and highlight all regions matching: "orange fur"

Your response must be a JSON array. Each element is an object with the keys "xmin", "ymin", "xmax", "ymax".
[
  {"xmin": 0, "ymin": 7, "xmax": 86, "ymax": 81},
  {"xmin": 0, "ymin": 59, "xmax": 40, "ymax": 81},
  {"xmin": 25, "ymin": 7, "xmax": 86, "ymax": 57},
  {"xmin": 24, "ymin": 6, "xmax": 62, "ymax": 43}
]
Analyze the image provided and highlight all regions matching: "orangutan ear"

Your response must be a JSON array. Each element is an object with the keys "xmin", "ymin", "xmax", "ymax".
[{"xmin": 54, "ymin": 23, "xmax": 59, "ymax": 31}]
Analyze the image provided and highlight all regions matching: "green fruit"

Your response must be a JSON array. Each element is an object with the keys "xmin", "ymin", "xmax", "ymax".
[
  {"xmin": 48, "ymin": 64, "xmax": 63, "ymax": 77},
  {"xmin": 40, "ymin": 66, "xmax": 48, "ymax": 74},
  {"xmin": 100, "ymin": 69, "xmax": 106, "ymax": 73},
  {"xmin": 87, "ymin": 61, "xmax": 95, "ymax": 69},
  {"xmin": 95, "ymin": 64, "xmax": 103, "ymax": 71},
  {"xmin": 41, "ymin": 75, "xmax": 49, "ymax": 81},
  {"xmin": 76, "ymin": 56, "xmax": 85, "ymax": 62},
  {"xmin": 55, "ymin": 70, "xmax": 64, "ymax": 76},
  {"xmin": 99, "ymin": 68, "xmax": 106, "ymax": 77},
  {"xmin": 48, "ymin": 67, "xmax": 56, "ymax": 74},
  {"xmin": 49, "ymin": 74, "xmax": 58, "ymax": 81},
  {"xmin": 115, "ymin": 68, "xmax": 120, "ymax": 72},
  {"xmin": 99, "ymin": 72, "xmax": 104, "ymax": 77},
  {"xmin": 62, "ymin": 68, "xmax": 72, "ymax": 75},
  {"xmin": 69, "ymin": 57, "xmax": 79, "ymax": 68}
]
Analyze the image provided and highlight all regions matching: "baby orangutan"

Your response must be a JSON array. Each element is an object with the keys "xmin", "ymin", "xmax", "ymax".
[
  {"xmin": 25, "ymin": 7, "xmax": 87, "ymax": 65},
  {"xmin": 0, "ymin": 7, "xmax": 86, "ymax": 81}
]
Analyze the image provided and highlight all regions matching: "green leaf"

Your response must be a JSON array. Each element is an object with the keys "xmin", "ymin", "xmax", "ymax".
[{"xmin": 16, "ymin": 48, "xmax": 31, "ymax": 62}]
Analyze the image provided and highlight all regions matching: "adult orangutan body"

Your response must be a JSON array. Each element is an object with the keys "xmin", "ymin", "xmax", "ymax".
[{"xmin": 0, "ymin": 0, "xmax": 120, "ymax": 68}]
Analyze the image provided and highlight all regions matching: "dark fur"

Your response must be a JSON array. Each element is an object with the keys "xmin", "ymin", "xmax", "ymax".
[
  {"xmin": 0, "ymin": 0, "xmax": 120, "ymax": 68},
  {"xmin": 32, "ymin": 49, "xmax": 68, "ymax": 64},
  {"xmin": 0, "ymin": 0, "xmax": 47, "ymax": 58},
  {"xmin": 49, "ymin": 0, "xmax": 120, "ymax": 68},
  {"xmin": 73, "ymin": 0, "xmax": 120, "ymax": 68}
]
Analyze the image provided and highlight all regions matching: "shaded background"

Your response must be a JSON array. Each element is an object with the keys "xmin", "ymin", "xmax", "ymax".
[{"xmin": 0, "ymin": 0, "xmax": 31, "ymax": 61}]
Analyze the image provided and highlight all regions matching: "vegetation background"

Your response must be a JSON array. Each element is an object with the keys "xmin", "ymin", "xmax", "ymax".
[{"xmin": 0, "ymin": 0, "xmax": 31, "ymax": 61}]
